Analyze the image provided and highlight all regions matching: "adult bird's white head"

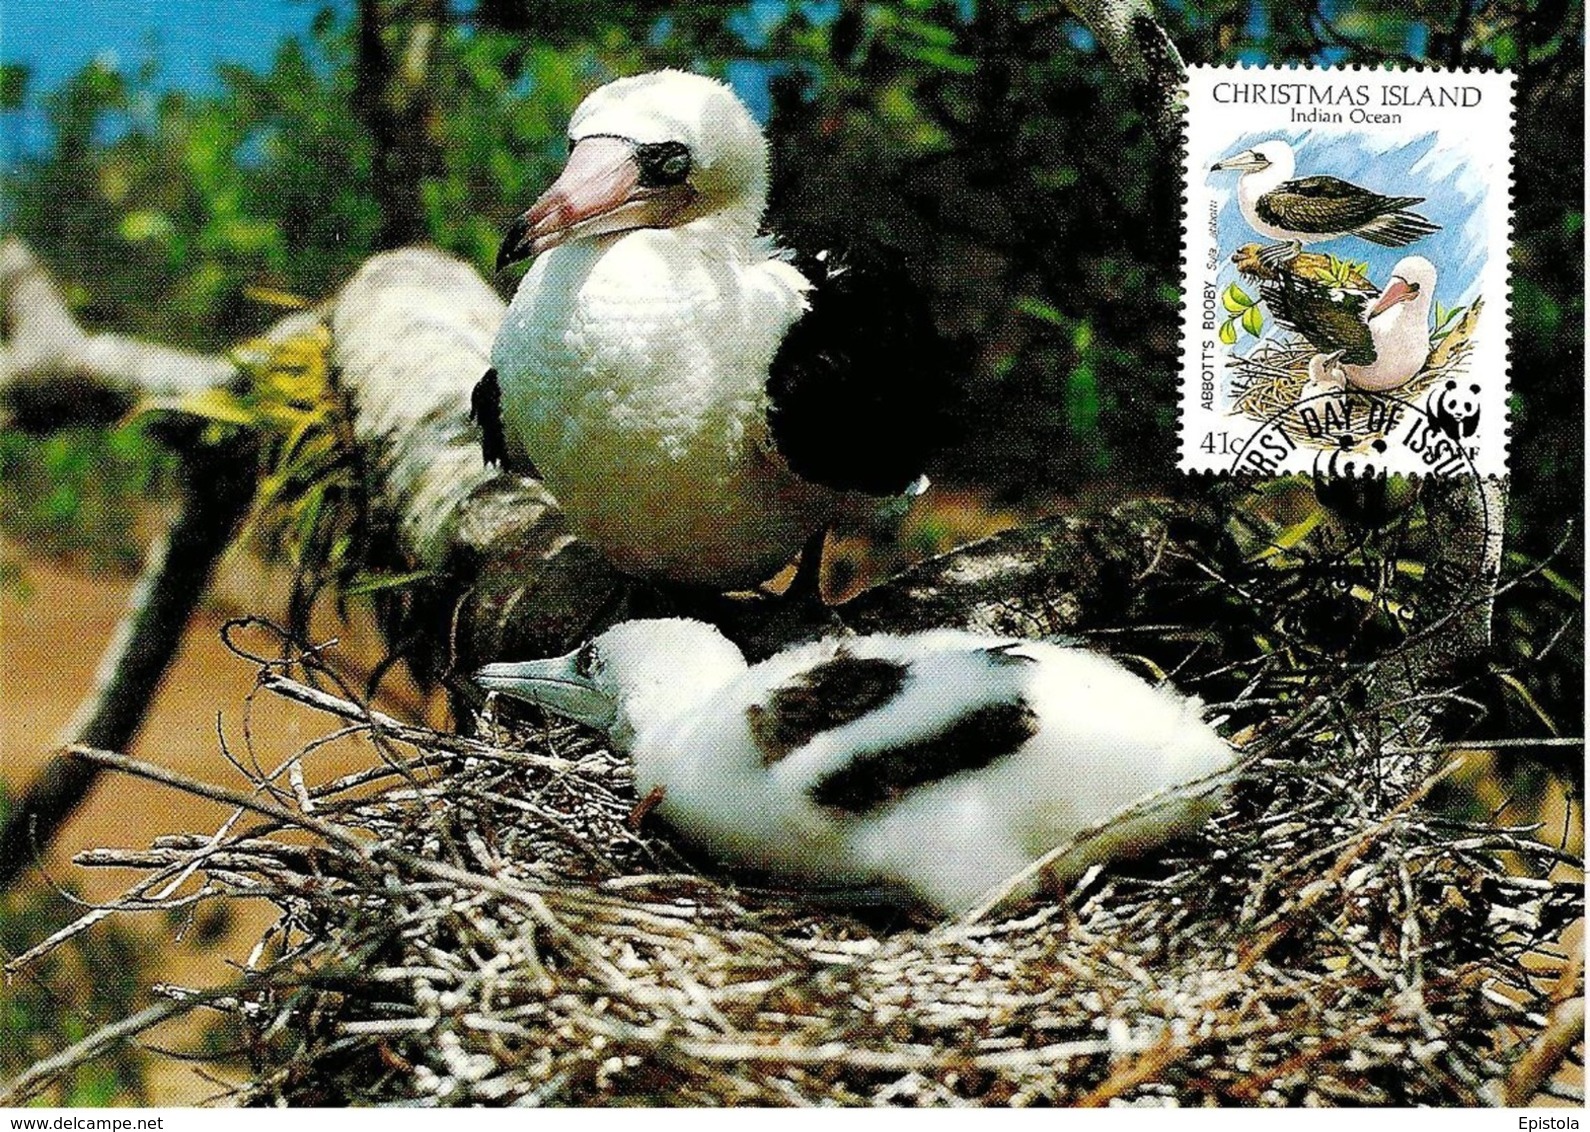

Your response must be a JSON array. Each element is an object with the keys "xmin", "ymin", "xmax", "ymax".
[
  {"xmin": 497, "ymin": 70, "xmax": 770, "ymax": 268},
  {"xmin": 1368, "ymin": 255, "xmax": 1436, "ymax": 319},
  {"xmin": 1210, "ymin": 139, "xmax": 1294, "ymax": 180}
]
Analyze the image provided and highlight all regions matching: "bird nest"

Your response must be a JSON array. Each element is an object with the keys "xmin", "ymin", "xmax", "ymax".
[
  {"xmin": 1230, "ymin": 300, "xmax": 1481, "ymax": 450},
  {"xmin": 7, "ymin": 591, "xmax": 1580, "ymax": 1108}
]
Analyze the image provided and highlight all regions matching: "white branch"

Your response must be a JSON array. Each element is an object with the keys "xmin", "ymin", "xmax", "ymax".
[{"xmin": 0, "ymin": 237, "xmax": 236, "ymax": 398}]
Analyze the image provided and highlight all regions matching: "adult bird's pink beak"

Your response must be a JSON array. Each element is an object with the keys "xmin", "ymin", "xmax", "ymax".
[
  {"xmin": 1368, "ymin": 277, "xmax": 1417, "ymax": 318},
  {"xmin": 496, "ymin": 137, "xmax": 696, "ymax": 269}
]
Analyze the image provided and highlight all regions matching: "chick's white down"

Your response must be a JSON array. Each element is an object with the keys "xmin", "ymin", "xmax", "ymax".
[{"xmin": 479, "ymin": 619, "xmax": 1235, "ymax": 915}]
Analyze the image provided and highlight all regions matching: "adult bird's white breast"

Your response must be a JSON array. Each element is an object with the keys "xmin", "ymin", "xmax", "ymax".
[
  {"xmin": 493, "ymin": 226, "xmax": 837, "ymax": 585},
  {"xmin": 1341, "ymin": 256, "xmax": 1437, "ymax": 391},
  {"xmin": 477, "ymin": 619, "xmax": 1235, "ymax": 915},
  {"xmin": 481, "ymin": 70, "xmax": 960, "ymax": 591}
]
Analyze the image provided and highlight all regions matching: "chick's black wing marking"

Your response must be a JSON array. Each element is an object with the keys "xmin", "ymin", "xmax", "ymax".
[
  {"xmin": 980, "ymin": 642, "xmax": 1039, "ymax": 667},
  {"xmin": 747, "ymin": 652, "xmax": 910, "ymax": 766},
  {"xmin": 810, "ymin": 698, "xmax": 1040, "ymax": 814},
  {"xmin": 766, "ymin": 243, "xmax": 963, "ymax": 495}
]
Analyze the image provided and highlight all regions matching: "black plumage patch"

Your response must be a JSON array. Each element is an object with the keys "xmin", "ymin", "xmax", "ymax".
[
  {"xmin": 809, "ymin": 699, "xmax": 1040, "ymax": 814},
  {"xmin": 1255, "ymin": 178, "xmax": 1438, "ymax": 245},
  {"xmin": 765, "ymin": 242, "xmax": 963, "ymax": 496},
  {"xmin": 634, "ymin": 141, "xmax": 692, "ymax": 187},
  {"xmin": 1261, "ymin": 275, "xmax": 1376, "ymax": 365},
  {"xmin": 471, "ymin": 367, "xmax": 508, "ymax": 468},
  {"xmin": 746, "ymin": 651, "xmax": 910, "ymax": 765}
]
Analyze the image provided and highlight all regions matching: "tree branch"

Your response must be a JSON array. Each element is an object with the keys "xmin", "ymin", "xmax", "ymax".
[
  {"xmin": 0, "ymin": 238, "xmax": 234, "ymax": 426},
  {"xmin": 0, "ymin": 451, "xmax": 256, "ymax": 888}
]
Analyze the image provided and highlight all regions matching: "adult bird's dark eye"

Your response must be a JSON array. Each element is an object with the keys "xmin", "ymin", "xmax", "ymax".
[{"xmin": 636, "ymin": 142, "xmax": 692, "ymax": 186}]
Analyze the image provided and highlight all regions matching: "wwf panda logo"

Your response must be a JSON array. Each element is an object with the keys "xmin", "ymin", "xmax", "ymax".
[{"xmin": 1429, "ymin": 380, "xmax": 1482, "ymax": 440}]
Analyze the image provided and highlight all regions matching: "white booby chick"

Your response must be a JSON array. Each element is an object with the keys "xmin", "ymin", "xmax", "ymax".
[
  {"xmin": 1299, "ymin": 349, "xmax": 1347, "ymax": 415},
  {"xmin": 1264, "ymin": 256, "xmax": 1437, "ymax": 392},
  {"xmin": 475, "ymin": 70, "xmax": 957, "ymax": 590},
  {"xmin": 1211, "ymin": 140, "xmax": 1439, "ymax": 256},
  {"xmin": 476, "ymin": 618, "xmax": 1234, "ymax": 915}
]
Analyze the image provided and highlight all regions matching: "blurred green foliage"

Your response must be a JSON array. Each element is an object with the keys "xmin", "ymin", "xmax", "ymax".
[{"xmin": 0, "ymin": 422, "xmax": 176, "ymax": 572}]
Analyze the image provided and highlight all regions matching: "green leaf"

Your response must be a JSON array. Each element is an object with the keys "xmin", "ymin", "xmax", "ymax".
[
  {"xmin": 346, "ymin": 569, "xmax": 436, "ymax": 596},
  {"xmin": 1222, "ymin": 282, "xmax": 1254, "ymax": 313},
  {"xmin": 119, "ymin": 210, "xmax": 176, "ymax": 243},
  {"xmin": 1015, "ymin": 296, "xmax": 1066, "ymax": 325},
  {"xmin": 1240, "ymin": 304, "xmax": 1265, "ymax": 337},
  {"xmin": 155, "ymin": 388, "xmax": 258, "ymax": 426},
  {"xmin": 1497, "ymin": 672, "xmax": 1560, "ymax": 735},
  {"xmin": 1219, "ymin": 318, "xmax": 1239, "ymax": 346}
]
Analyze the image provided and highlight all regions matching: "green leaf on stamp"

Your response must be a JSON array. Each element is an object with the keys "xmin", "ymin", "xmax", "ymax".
[
  {"xmin": 1240, "ymin": 304, "xmax": 1265, "ymax": 337},
  {"xmin": 1219, "ymin": 318, "xmax": 1239, "ymax": 346},
  {"xmin": 1222, "ymin": 283, "xmax": 1253, "ymax": 313}
]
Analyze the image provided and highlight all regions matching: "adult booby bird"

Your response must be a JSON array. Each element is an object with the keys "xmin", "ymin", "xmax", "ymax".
[
  {"xmin": 1264, "ymin": 256, "xmax": 1437, "ymax": 392},
  {"xmin": 1212, "ymin": 140, "xmax": 1439, "ymax": 261},
  {"xmin": 476, "ymin": 618, "xmax": 1234, "ymax": 915},
  {"xmin": 476, "ymin": 70, "xmax": 957, "ymax": 590}
]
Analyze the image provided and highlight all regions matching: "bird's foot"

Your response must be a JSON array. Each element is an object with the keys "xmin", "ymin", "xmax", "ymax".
[{"xmin": 1257, "ymin": 240, "xmax": 1304, "ymax": 269}]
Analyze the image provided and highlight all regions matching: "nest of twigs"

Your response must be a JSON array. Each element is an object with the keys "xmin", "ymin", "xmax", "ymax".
[
  {"xmin": 1230, "ymin": 301, "xmax": 1481, "ymax": 449},
  {"xmin": 8, "ymin": 627, "xmax": 1580, "ymax": 1106},
  {"xmin": 5, "ymin": 490, "xmax": 1580, "ymax": 1108}
]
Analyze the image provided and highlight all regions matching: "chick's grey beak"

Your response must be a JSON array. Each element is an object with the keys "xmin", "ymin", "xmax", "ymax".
[{"xmin": 475, "ymin": 652, "xmax": 617, "ymax": 730}]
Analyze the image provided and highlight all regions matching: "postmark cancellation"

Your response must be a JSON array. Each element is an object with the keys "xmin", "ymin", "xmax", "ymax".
[{"xmin": 1178, "ymin": 66, "xmax": 1514, "ymax": 477}]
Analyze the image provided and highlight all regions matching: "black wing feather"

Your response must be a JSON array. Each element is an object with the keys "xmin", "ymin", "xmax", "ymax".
[
  {"xmin": 810, "ymin": 698, "xmax": 1040, "ymax": 814},
  {"xmin": 1256, "ymin": 176, "xmax": 1437, "ymax": 244},
  {"xmin": 1261, "ymin": 274, "xmax": 1377, "ymax": 366},
  {"xmin": 470, "ymin": 368, "xmax": 508, "ymax": 468},
  {"xmin": 471, "ymin": 367, "xmax": 543, "ymax": 478},
  {"xmin": 766, "ymin": 243, "xmax": 964, "ymax": 496},
  {"xmin": 746, "ymin": 652, "xmax": 910, "ymax": 766}
]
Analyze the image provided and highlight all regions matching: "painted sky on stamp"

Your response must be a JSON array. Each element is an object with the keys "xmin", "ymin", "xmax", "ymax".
[{"xmin": 1209, "ymin": 128, "xmax": 1495, "ymax": 310}]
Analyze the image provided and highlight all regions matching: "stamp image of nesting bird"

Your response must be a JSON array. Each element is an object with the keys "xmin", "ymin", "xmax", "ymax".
[
  {"xmin": 472, "ymin": 70, "xmax": 960, "ymax": 601},
  {"xmin": 477, "ymin": 619, "xmax": 1235, "ymax": 917},
  {"xmin": 1226, "ymin": 250, "xmax": 1484, "ymax": 447},
  {"xmin": 1208, "ymin": 139, "xmax": 1482, "ymax": 449}
]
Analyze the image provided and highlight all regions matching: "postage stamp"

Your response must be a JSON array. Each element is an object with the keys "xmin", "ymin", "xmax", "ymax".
[{"xmin": 1178, "ymin": 66, "xmax": 1514, "ymax": 477}]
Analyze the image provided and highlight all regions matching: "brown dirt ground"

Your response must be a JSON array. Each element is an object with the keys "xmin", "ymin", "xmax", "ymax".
[{"xmin": 1, "ymin": 545, "xmax": 445, "ymax": 1103}]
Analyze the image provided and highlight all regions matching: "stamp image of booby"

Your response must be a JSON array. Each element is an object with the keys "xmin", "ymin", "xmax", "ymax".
[{"xmin": 1178, "ymin": 66, "xmax": 1513, "ymax": 477}]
